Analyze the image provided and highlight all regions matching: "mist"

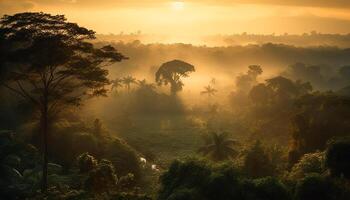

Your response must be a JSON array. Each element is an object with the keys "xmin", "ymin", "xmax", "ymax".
[{"xmin": 1, "ymin": 8, "xmax": 350, "ymax": 200}]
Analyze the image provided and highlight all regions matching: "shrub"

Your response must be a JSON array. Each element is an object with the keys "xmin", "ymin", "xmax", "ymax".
[
  {"xmin": 289, "ymin": 151, "xmax": 325, "ymax": 179},
  {"xmin": 118, "ymin": 173, "xmax": 136, "ymax": 191},
  {"xmin": 104, "ymin": 138, "xmax": 142, "ymax": 180},
  {"xmin": 158, "ymin": 158, "xmax": 245, "ymax": 200},
  {"xmin": 85, "ymin": 159, "xmax": 117, "ymax": 193},
  {"xmin": 158, "ymin": 159, "xmax": 211, "ymax": 200},
  {"xmin": 77, "ymin": 152, "xmax": 97, "ymax": 173}
]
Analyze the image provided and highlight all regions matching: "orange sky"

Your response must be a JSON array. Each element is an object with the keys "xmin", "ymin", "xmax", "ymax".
[{"xmin": 1, "ymin": 0, "xmax": 350, "ymax": 38}]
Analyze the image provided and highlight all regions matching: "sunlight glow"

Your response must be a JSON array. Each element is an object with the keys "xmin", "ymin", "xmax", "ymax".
[{"xmin": 171, "ymin": 1, "xmax": 185, "ymax": 11}]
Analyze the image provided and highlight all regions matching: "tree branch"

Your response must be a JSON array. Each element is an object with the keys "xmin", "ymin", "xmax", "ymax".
[
  {"xmin": 15, "ymin": 80, "xmax": 40, "ymax": 105},
  {"xmin": 1, "ymin": 83, "xmax": 28, "ymax": 100}
]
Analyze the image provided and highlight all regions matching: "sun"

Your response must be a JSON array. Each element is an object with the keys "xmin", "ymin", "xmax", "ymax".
[{"xmin": 171, "ymin": 1, "xmax": 185, "ymax": 11}]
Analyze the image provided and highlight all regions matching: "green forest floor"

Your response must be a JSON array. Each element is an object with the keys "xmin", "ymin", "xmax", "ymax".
[{"xmin": 109, "ymin": 115, "xmax": 204, "ymax": 167}]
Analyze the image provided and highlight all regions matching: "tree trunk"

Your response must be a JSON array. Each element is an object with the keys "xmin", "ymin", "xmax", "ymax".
[
  {"xmin": 170, "ymin": 81, "xmax": 177, "ymax": 96},
  {"xmin": 41, "ymin": 92, "xmax": 49, "ymax": 193}
]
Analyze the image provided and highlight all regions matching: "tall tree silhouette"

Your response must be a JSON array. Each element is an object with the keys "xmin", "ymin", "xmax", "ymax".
[
  {"xmin": 198, "ymin": 131, "xmax": 238, "ymax": 161},
  {"xmin": 0, "ymin": 12, "xmax": 126, "ymax": 192},
  {"xmin": 155, "ymin": 59, "xmax": 195, "ymax": 96},
  {"xmin": 122, "ymin": 75, "xmax": 137, "ymax": 93},
  {"xmin": 111, "ymin": 77, "xmax": 123, "ymax": 94}
]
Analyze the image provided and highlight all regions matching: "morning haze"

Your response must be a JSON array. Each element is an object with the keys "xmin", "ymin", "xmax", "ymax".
[{"xmin": 1, "ymin": 1, "xmax": 350, "ymax": 200}]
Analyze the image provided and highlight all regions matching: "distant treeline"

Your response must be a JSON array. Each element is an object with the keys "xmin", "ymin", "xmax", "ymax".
[
  {"xmin": 96, "ymin": 41, "xmax": 350, "ymax": 88},
  {"xmin": 222, "ymin": 32, "xmax": 350, "ymax": 47},
  {"xmin": 96, "ymin": 32, "xmax": 350, "ymax": 47}
]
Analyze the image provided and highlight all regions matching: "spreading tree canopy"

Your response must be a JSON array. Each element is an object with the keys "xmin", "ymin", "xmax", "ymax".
[
  {"xmin": 0, "ymin": 12, "xmax": 127, "ymax": 192},
  {"xmin": 155, "ymin": 59, "xmax": 195, "ymax": 95}
]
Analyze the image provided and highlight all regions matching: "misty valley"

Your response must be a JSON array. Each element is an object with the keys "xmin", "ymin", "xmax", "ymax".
[{"xmin": 1, "ymin": 10, "xmax": 350, "ymax": 200}]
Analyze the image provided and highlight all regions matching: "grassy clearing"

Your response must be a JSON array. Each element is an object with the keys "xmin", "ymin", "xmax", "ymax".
[{"xmin": 108, "ymin": 114, "xmax": 205, "ymax": 167}]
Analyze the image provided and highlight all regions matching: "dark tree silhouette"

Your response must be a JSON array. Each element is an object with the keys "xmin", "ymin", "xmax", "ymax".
[
  {"xmin": 289, "ymin": 93, "xmax": 350, "ymax": 164},
  {"xmin": 122, "ymin": 75, "xmax": 137, "ymax": 93},
  {"xmin": 247, "ymin": 65, "xmax": 263, "ymax": 77},
  {"xmin": 0, "ymin": 12, "xmax": 126, "ymax": 192},
  {"xmin": 155, "ymin": 59, "xmax": 195, "ymax": 96},
  {"xmin": 249, "ymin": 83, "xmax": 272, "ymax": 105},
  {"xmin": 198, "ymin": 131, "xmax": 238, "ymax": 161},
  {"xmin": 266, "ymin": 76, "xmax": 312, "ymax": 100},
  {"xmin": 111, "ymin": 77, "xmax": 123, "ymax": 94}
]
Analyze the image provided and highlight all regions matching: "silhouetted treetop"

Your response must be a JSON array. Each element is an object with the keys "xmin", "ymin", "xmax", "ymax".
[
  {"xmin": 155, "ymin": 59, "xmax": 195, "ymax": 95},
  {"xmin": 1, "ymin": 12, "xmax": 94, "ymax": 40},
  {"xmin": 1, "ymin": 12, "xmax": 127, "ymax": 100}
]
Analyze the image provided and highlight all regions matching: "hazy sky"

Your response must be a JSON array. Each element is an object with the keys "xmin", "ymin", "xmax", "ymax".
[{"xmin": 1, "ymin": 0, "xmax": 350, "ymax": 37}]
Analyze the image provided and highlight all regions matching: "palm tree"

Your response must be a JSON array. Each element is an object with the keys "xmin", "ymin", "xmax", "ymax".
[
  {"xmin": 122, "ymin": 75, "xmax": 137, "ymax": 93},
  {"xmin": 111, "ymin": 78, "xmax": 123, "ymax": 94},
  {"xmin": 198, "ymin": 131, "xmax": 239, "ymax": 161},
  {"xmin": 200, "ymin": 85, "xmax": 217, "ymax": 98},
  {"xmin": 137, "ymin": 79, "xmax": 156, "ymax": 90}
]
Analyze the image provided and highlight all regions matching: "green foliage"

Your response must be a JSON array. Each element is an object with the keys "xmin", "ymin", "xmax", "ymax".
[
  {"xmin": 243, "ymin": 141, "xmax": 275, "ymax": 178},
  {"xmin": 158, "ymin": 158, "xmax": 291, "ymax": 200},
  {"xmin": 104, "ymin": 138, "xmax": 142, "ymax": 180},
  {"xmin": 77, "ymin": 153, "xmax": 98, "ymax": 173},
  {"xmin": 118, "ymin": 173, "xmax": 136, "ymax": 191},
  {"xmin": 85, "ymin": 159, "xmax": 117, "ymax": 193},
  {"xmin": 325, "ymin": 138, "xmax": 350, "ymax": 179},
  {"xmin": 289, "ymin": 151, "xmax": 325, "ymax": 179},
  {"xmin": 2, "ymin": 11, "xmax": 350, "ymax": 200},
  {"xmin": 198, "ymin": 131, "xmax": 238, "ymax": 161},
  {"xmin": 158, "ymin": 159, "xmax": 212, "ymax": 200}
]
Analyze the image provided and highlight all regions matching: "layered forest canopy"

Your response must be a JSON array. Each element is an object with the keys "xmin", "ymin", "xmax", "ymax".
[{"xmin": 1, "ymin": 11, "xmax": 350, "ymax": 200}]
